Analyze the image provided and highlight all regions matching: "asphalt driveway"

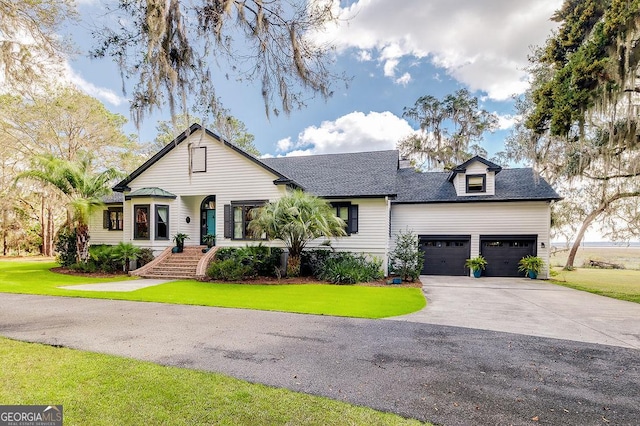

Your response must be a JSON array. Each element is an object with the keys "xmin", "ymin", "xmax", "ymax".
[
  {"xmin": 0, "ymin": 293, "xmax": 638, "ymax": 425},
  {"xmin": 392, "ymin": 276, "xmax": 640, "ymax": 349}
]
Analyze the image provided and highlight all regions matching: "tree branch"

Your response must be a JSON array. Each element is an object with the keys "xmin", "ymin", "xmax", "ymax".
[{"xmin": 583, "ymin": 171, "xmax": 640, "ymax": 181}]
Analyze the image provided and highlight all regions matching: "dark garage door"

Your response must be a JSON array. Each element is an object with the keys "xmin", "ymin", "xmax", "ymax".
[
  {"xmin": 481, "ymin": 236, "xmax": 536, "ymax": 277},
  {"xmin": 420, "ymin": 236, "xmax": 470, "ymax": 276}
]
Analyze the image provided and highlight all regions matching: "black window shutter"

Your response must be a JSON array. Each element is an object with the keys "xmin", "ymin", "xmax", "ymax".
[
  {"xmin": 103, "ymin": 210, "xmax": 109, "ymax": 229},
  {"xmin": 349, "ymin": 205, "xmax": 358, "ymax": 234},
  {"xmin": 223, "ymin": 204, "xmax": 231, "ymax": 238}
]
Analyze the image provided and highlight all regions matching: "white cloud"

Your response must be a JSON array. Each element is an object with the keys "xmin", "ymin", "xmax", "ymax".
[
  {"xmin": 395, "ymin": 72, "xmax": 411, "ymax": 86},
  {"xmin": 314, "ymin": 0, "xmax": 562, "ymax": 100},
  {"xmin": 496, "ymin": 113, "xmax": 520, "ymax": 130},
  {"xmin": 276, "ymin": 137, "xmax": 294, "ymax": 152},
  {"xmin": 383, "ymin": 58, "xmax": 399, "ymax": 77},
  {"xmin": 64, "ymin": 66, "xmax": 127, "ymax": 107},
  {"xmin": 357, "ymin": 50, "xmax": 372, "ymax": 61},
  {"xmin": 270, "ymin": 111, "xmax": 417, "ymax": 156}
]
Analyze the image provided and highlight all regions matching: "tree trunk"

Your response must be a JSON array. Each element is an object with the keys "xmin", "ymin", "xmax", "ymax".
[
  {"xmin": 40, "ymin": 194, "xmax": 46, "ymax": 256},
  {"xmin": 564, "ymin": 191, "xmax": 640, "ymax": 269},
  {"xmin": 565, "ymin": 215, "xmax": 594, "ymax": 270},
  {"xmin": 1, "ymin": 208, "xmax": 6, "ymax": 256},
  {"xmin": 287, "ymin": 254, "xmax": 301, "ymax": 277},
  {"xmin": 76, "ymin": 223, "xmax": 90, "ymax": 263},
  {"xmin": 46, "ymin": 208, "xmax": 54, "ymax": 257}
]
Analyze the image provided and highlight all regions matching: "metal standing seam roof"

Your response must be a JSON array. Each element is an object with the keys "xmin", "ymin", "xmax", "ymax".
[{"xmin": 124, "ymin": 187, "xmax": 177, "ymax": 199}]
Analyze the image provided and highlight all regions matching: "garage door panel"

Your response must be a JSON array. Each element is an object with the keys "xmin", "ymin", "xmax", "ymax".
[
  {"xmin": 420, "ymin": 237, "xmax": 470, "ymax": 276},
  {"xmin": 481, "ymin": 238, "xmax": 536, "ymax": 277}
]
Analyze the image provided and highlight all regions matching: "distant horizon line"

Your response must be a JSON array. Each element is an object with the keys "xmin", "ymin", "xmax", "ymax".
[{"xmin": 552, "ymin": 241, "xmax": 640, "ymax": 247}]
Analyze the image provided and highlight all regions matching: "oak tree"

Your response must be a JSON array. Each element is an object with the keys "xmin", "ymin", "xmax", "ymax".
[
  {"xmin": 91, "ymin": 0, "xmax": 343, "ymax": 126},
  {"xmin": 398, "ymin": 89, "xmax": 497, "ymax": 170}
]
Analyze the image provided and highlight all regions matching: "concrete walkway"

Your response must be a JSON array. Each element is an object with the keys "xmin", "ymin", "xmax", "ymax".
[
  {"xmin": 60, "ymin": 279, "xmax": 172, "ymax": 292},
  {"xmin": 389, "ymin": 276, "xmax": 640, "ymax": 349}
]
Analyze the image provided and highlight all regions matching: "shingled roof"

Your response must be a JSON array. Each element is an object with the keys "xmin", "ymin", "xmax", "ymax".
[
  {"xmin": 395, "ymin": 167, "xmax": 561, "ymax": 203},
  {"xmin": 109, "ymin": 124, "xmax": 560, "ymax": 203},
  {"xmin": 262, "ymin": 150, "xmax": 399, "ymax": 198}
]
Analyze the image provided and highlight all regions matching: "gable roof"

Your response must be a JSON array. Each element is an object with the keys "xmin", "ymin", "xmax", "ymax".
[
  {"xmin": 262, "ymin": 150, "xmax": 399, "ymax": 198},
  {"xmin": 448, "ymin": 155, "xmax": 502, "ymax": 182},
  {"xmin": 111, "ymin": 124, "xmax": 559, "ymax": 203},
  {"xmin": 113, "ymin": 123, "xmax": 295, "ymax": 192},
  {"xmin": 396, "ymin": 167, "xmax": 561, "ymax": 203}
]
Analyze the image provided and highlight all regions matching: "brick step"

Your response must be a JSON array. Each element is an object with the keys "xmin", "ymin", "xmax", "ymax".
[
  {"xmin": 156, "ymin": 265, "xmax": 199, "ymax": 271},
  {"xmin": 147, "ymin": 267, "xmax": 197, "ymax": 274},
  {"xmin": 140, "ymin": 274, "xmax": 197, "ymax": 279},
  {"xmin": 159, "ymin": 260, "xmax": 201, "ymax": 266},
  {"xmin": 135, "ymin": 246, "xmax": 207, "ymax": 279},
  {"xmin": 179, "ymin": 247, "xmax": 207, "ymax": 252}
]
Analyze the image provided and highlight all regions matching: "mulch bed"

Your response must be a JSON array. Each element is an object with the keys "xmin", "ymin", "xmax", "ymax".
[
  {"xmin": 50, "ymin": 267, "xmax": 422, "ymax": 287},
  {"xmin": 50, "ymin": 267, "xmax": 128, "ymax": 279}
]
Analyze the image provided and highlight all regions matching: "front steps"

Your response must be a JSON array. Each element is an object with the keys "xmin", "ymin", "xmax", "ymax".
[{"xmin": 132, "ymin": 246, "xmax": 213, "ymax": 280}]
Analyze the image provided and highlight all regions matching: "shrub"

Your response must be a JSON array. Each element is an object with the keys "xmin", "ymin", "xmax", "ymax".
[
  {"xmin": 137, "ymin": 248, "xmax": 155, "ymax": 268},
  {"xmin": 316, "ymin": 252, "xmax": 383, "ymax": 284},
  {"xmin": 207, "ymin": 244, "xmax": 283, "ymax": 280},
  {"xmin": 55, "ymin": 227, "xmax": 77, "ymax": 267},
  {"xmin": 88, "ymin": 244, "xmax": 119, "ymax": 272},
  {"xmin": 214, "ymin": 247, "xmax": 238, "ymax": 262},
  {"xmin": 301, "ymin": 249, "xmax": 333, "ymax": 277},
  {"xmin": 388, "ymin": 229, "xmax": 423, "ymax": 282},
  {"xmin": 206, "ymin": 259, "xmax": 254, "ymax": 281},
  {"xmin": 235, "ymin": 244, "xmax": 283, "ymax": 277},
  {"xmin": 70, "ymin": 262, "xmax": 97, "ymax": 273}
]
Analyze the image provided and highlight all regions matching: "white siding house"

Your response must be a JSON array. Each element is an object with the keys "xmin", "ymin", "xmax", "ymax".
[
  {"xmin": 90, "ymin": 124, "xmax": 560, "ymax": 278},
  {"xmin": 391, "ymin": 202, "xmax": 552, "ymax": 277}
]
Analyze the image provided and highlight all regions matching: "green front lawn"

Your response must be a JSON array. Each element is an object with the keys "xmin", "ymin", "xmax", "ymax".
[
  {"xmin": 0, "ymin": 260, "xmax": 425, "ymax": 318},
  {"xmin": 0, "ymin": 337, "xmax": 425, "ymax": 426},
  {"xmin": 551, "ymin": 268, "xmax": 640, "ymax": 303}
]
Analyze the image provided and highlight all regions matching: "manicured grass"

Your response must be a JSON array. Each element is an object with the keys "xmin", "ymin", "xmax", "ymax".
[
  {"xmin": 0, "ymin": 260, "xmax": 425, "ymax": 318},
  {"xmin": 551, "ymin": 267, "xmax": 640, "ymax": 303},
  {"xmin": 0, "ymin": 337, "xmax": 424, "ymax": 426}
]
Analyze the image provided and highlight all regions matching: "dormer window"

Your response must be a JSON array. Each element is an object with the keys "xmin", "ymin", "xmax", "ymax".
[{"xmin": 466, "ymin": 174, "xmax": 486, "ymax": 193}]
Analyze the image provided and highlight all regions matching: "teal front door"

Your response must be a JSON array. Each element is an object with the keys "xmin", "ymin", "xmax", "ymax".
[
  {"xmin": 206, "ymin": 210, "xmax": 216, "ymax": 237},
  {"xmin": 201, "ymin": 195, "xmax": 216, "ymax": 246}
]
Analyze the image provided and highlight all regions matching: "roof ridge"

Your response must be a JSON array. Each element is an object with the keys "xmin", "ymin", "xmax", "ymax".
[{"xmin": 262, "ymin": 149, "xmax": 399, "ymax": 160}]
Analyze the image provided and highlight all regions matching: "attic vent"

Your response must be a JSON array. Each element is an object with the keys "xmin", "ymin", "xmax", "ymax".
[
  {"xmin": 191, "ymin": 146, "xmax": 207, "ymax": 173},
  {"xmin": 399, "ymin": 157, "xmax": 412, "ymax": 169}
]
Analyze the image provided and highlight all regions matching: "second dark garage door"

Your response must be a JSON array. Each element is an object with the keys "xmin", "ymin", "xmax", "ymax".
[
  {"xmin": 420, "ymin": 236, "xmax": 470, "ymax": 276},
  {"xmin": 480, "ymin": 236, "xmax": 537, "ymax": 277}
]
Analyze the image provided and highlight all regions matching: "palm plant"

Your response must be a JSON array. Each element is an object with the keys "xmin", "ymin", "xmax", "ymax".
[
  {"xmin": 248, "ymin": 190, "xmax": 347, "ymax": 276},
  {"xmin": 111, "ymin": 242, "xmax": 141, "ymax": 273},
  {"xmin": 16, "ymin": 154, "xmax": 121, "ymax": 264}
]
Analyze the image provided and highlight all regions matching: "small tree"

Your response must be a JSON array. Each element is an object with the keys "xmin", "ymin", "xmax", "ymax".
[
  {"xmin": 388, "ymin": 230, "xmax": 424, "ymax": 282},
  {"xmin": 248, "ymin": 190, "xmax": 347, "ymax": 276},
  {"xmin": 16, "ymin": 154, "xmax": 121, "ymax": 264},
  {"xmin": 111, "ymin": 242, "xmax": 141, "ymax": 273}
]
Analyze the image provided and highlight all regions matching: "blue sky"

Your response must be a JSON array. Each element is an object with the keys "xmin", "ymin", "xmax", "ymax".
[{"xmin": 64, "ymin": 0, "xmax": 563, "ymax": 159}]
